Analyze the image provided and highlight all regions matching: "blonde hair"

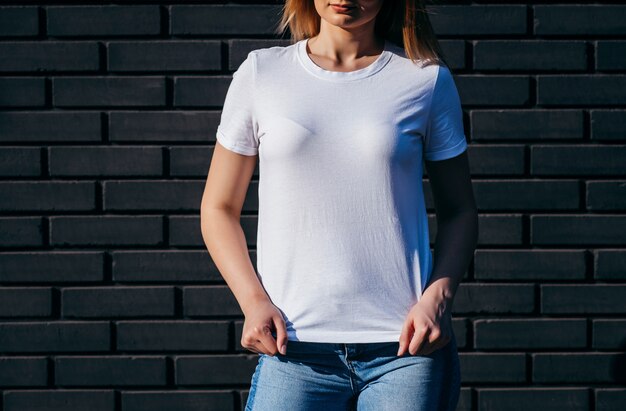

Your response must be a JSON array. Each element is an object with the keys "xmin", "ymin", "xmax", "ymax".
[{"xmin": 274, "ymin": 0, "xmax": 448, "ymax": 67}]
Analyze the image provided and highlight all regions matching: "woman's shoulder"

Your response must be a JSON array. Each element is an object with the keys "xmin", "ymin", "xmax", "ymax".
[
  {"xmin": 248, "ymin": 40, "xmax": 298, "ymax": 62},
  {"xmin": 385, "ymin": 48, "xmax": 442, "ymax": 88},
  {"xmin": 241, "ymin": 40, "xmax": 299, "ymax": 77}
]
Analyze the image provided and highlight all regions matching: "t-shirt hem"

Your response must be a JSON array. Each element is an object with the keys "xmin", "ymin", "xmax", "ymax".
[
  {"xmin": 424, "ymin": 137, "xmax": 467, "ymax": 161},
  {"xmin": 286, "ymin": 329, "xmax": 402, "ymax": 344},
  {"xmin": 215, "ymin": 129, "xmax": 258, "ymax": 156}
]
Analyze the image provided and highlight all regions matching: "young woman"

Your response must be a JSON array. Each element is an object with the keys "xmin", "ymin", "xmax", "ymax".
[{"xmin": 200, "ymin": 0, "xmax": 478, "ymax": 409}]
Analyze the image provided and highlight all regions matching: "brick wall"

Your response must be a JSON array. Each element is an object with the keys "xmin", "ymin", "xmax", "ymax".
[{"xmin": 0, "ymin": 2, "xmax": 625, "ymax": 411}]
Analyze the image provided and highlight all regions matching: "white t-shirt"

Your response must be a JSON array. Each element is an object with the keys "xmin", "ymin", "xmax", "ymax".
[{"xmin": 216, "ymin": 38, "xmax": 468, "ymax": 343}]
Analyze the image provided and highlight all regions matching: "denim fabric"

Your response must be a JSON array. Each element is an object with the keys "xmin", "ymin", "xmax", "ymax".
[{"xmin": 244, "ymin": 334, "xmax": 460, "ymax": 411}]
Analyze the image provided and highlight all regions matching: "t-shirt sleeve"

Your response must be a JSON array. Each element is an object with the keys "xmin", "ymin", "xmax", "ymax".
[
  {"xmin": 215, "ymin": 51, "xmax": 259, "ymax": 156},
  {"xmin": 423, "ymin": 65, "xmax": 468, "ymax": 161}
]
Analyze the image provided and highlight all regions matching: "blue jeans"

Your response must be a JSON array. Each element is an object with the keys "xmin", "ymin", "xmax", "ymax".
[{"xmin": 244, "ymin": 334, "xmax": 461, "ymax": 410}]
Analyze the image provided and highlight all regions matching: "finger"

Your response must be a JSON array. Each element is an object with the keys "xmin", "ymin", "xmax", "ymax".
[
  {"xmin": 419, "ymin": 340, "xmax": 438, "ymax": 356},
  {"xmin": 241, "ymin": 335, "xmax": 261, "ymax": 354},
  {"xmin": 273, "ymin": 315, "xmax": 288, "ymax": 355},
  {"xmin": 397, "ymin": 318, "xmax": 414, "ymax": 356},
  {"xmin": 246, "ymin": 344, "xmax": 262, "ymax": 354},
  {"xmin": 418, "ymin": 328, "xmax": 441, "ymax": 355},
  {"xmin": 242, "ymin": 337, "xmax": 264, "ymax": 354},
  {"xmin": 256, "ymin": 323, "xmax": 278, "ymax": 355},
  {"xmin": 408, "ymin": 325, "xmax": 429, "ymax": 355},
  {"xmin": 421, "ymin": 333, "xmax": 451, "ymax": 356}
]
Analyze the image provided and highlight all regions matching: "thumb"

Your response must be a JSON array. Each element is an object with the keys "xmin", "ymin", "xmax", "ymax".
[
  {"xmin": 397, "ymin": 318, "xmax": 413, "ymax": 356},
  {"xmin": 273, "ymin": 315, "xmax": 288, "ymax": 355}
]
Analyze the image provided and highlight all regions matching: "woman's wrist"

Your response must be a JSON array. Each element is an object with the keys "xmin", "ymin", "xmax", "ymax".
[
  {"xmin": 421, "ymin": 277, "xmax": 456, "ymax": 313},
  {"xmin": 240, "ymin": 289, "xmax": 271, "ymax": 316}
]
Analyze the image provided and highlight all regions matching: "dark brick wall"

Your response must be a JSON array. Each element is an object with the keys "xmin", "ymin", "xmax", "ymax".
[{"xmin": 0, "ymin": 1, "xmax": 625, "ymax": 410}]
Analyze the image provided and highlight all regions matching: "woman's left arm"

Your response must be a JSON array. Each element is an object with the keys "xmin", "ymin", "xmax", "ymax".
[
  {"xmin": 398, "ymin": 150, "xmax": 479, "ymax": 356},
  {"xmin": 424, "ymin": 149, "xmax": 478, "ymax": 314}
]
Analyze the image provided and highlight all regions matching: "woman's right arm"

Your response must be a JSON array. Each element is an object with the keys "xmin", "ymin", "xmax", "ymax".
[{"xmin": 200, "ymin": 141, "xmax": 288, "ymax": 356}]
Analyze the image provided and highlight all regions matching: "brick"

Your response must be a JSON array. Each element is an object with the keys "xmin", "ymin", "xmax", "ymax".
[
  {"xmin": 594, "ymin": 250, "xmax": 626, "ymax": 280},
  {"xmin": 532, "ymin": 215, "xmax": 626, "ymax": 245},
  {"xmin": 456, "ymin": 389, "xmax": 473, "ymax": 411},
  {"xmin": 587, "ymin": 181, "xmax": 626, "ymax": 210},
  {"xmin": 183, "ymin": 285, "xmax": 242, "ymax": 317},
  {"xmin": 474, "ymin": 215, "xmax": 523, "ymax": 245},
  {"xmin": 0, "ymin": 6, "xmax": 38, "ymax": 36},
  {"xmin": 103, "ymin": 180, "xmax": 203, "ymax": 211},
  {"xmin": 440, "ymin": 39, "xmax": 466, "ymax": 70},
  {"xmin": 472, "ymin": 180, "xmax": 580, "ymax": 210},
  {"xmin": 0, "ymin": 358, "xmax": 47, "ymax": 387},
  {"xmin": 534, "ymin": 5, "xmax": 626, "ymax": 35},
  {"xmin": 455, "ymin": 75, "xmax": 530, "ymax": 106},
  {"xmin": 233, "ymin": 320, "xmax": 246, "ymax": 352},
  {"xmin": 62, "ymin": 287, "xmax": 175, "ymax": 318},
  {"xmin": 533, "ymin": 353, "xmax": 620, "ymax": 383},
  {"xmin": 0, "ymin": 147, "xmax": 41, "ymax": 176},
  {"xmin": 170, "ymin": 5, "xmax": 282, "ymax": 35},
  {"xmin": 173, "ymin": 76, "xmax": 231, "ymax": 107},
  {"xmin": 471, "ymin": 110, "xmax": 583, "ymax": 140},
  {"xmin": 538, "ymin": 75, "xmax": 626, "ymax": 106},
  {"xmin": 47, "ymin": 5, "xmax": 160, "ymax": 37},
  {"xmin": 0, "ymin": 251, "xmax": 104, "ymax": 283},
  {"xmin": 592, "ymin": 319, "xmax": 626, "ymax": 349},
  {"xmin": 474, "ymin": 40, "xmax": 587, "ymax": 71},
  {"xmin": 111, "ymin": 250, "xmax": 224, "ymax": 283},
  {"xmin": 474, "ymin": 318, "xmax": 587, "ymax": 349},
  {"xmin": 50, "ymin": 216, "xmax": 163, "ymax": 247},
  {"xmin": 171, "ymin": 146, "xmax": 253, "ymax": 178},
  {"xmin": 49, "ymin": 146, "xmax": 162, "ymax": 176},
  {"xmin": 0, "ymin": 181, "xmax": 95, "ymax": 211},
  {"xmin": 116, "ymin": 320, "xmax": 229, "ymax": 351},
  {"xmin": 120, "ymin": 391, "xmax": 234, "ymax": 411},
  {"xmin": 53, "ymin": 77, "xmax": 166, "ymax": 107},
  {"xmin": 55, "ymin": 356, "xmax": 166, "ymax": 386},
  {"xmin": 0, "ymin": 217, "xmax": 43, "ymax": 246},
  {"xmin": 452, "ymin": 318, "xmax": 469, "ymax": 348},
  {"xmin": 478, "ymin": 387, "xmax": 589, "ymax": 411},
  {"xmin": 541, "ymin": 284, "xmax": 626, "ymax": 314},
  {"xmin": 429, "ymin": 5, "xmax": 527, "ymax": 36},
  {"xmin": 109, "ymin": 111, "xmax": 217, "ymax": 141},
  {"xmin": 596, "ymin": 389, "xmax": 626, "ymax": 411},
  {"xmin": 3, "ymin": 390, "xmax": 114, "ymax": 411},
  {"xmin": 531, "ymin": 145, "xmax": 626, "ymax": 175},
  {"xmin": 452, "ymin": 284, "xmax": 535, "ymax": 314},
  {"xmin": 0, "ymin": 77, "xmax": 45, "ymax": 106},
  {"xmin": 108, "ymin": 41, "xmax": 220, "ymax": 72},
  {"xmin": 462, "ymin": 146, "xmax": 525, "ymax": 175},
  {"xmin": 175, "ymin": 354, "xmax": 261, "ymax": 385},
  {"xmin": 0, "ymin": 42, "xmax": 99, "ymax": 72},
  {"xmin": 597, "ymin": 41, "xmax": 626, "ymax": 71},
  {"xmin": 168, "ymin": 215, "xmax": 203, "ymax": 247},
  {"xmin": 459, "ymin": 353, "xmax": 527, "ymax": 383},
  {"xmin": 0, "ymin": 112, "xmax": 101, "ymax": 142},
  {"xmin": 0, "ymin": 287, "xmax": 52, "ymax": 317},
  {"xmin": 591, "ymin": 110, "xmax": 626, "ymax": 140},
  {"xmin": 474, "ymin": 250, "xmax": 586, "ymax": 280},
  {"xmin": 0, "ymin": 321, "xmax": 110, "ymax": 352}
]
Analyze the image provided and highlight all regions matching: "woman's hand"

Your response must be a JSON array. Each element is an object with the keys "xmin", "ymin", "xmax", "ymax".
[
  {"xmin": 397, "ymin": 287, "xmax": 454, "ymax": 356},
  {"xmin": 241, "ymin": 299, "xmax": 288, "ymax": 356}
]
